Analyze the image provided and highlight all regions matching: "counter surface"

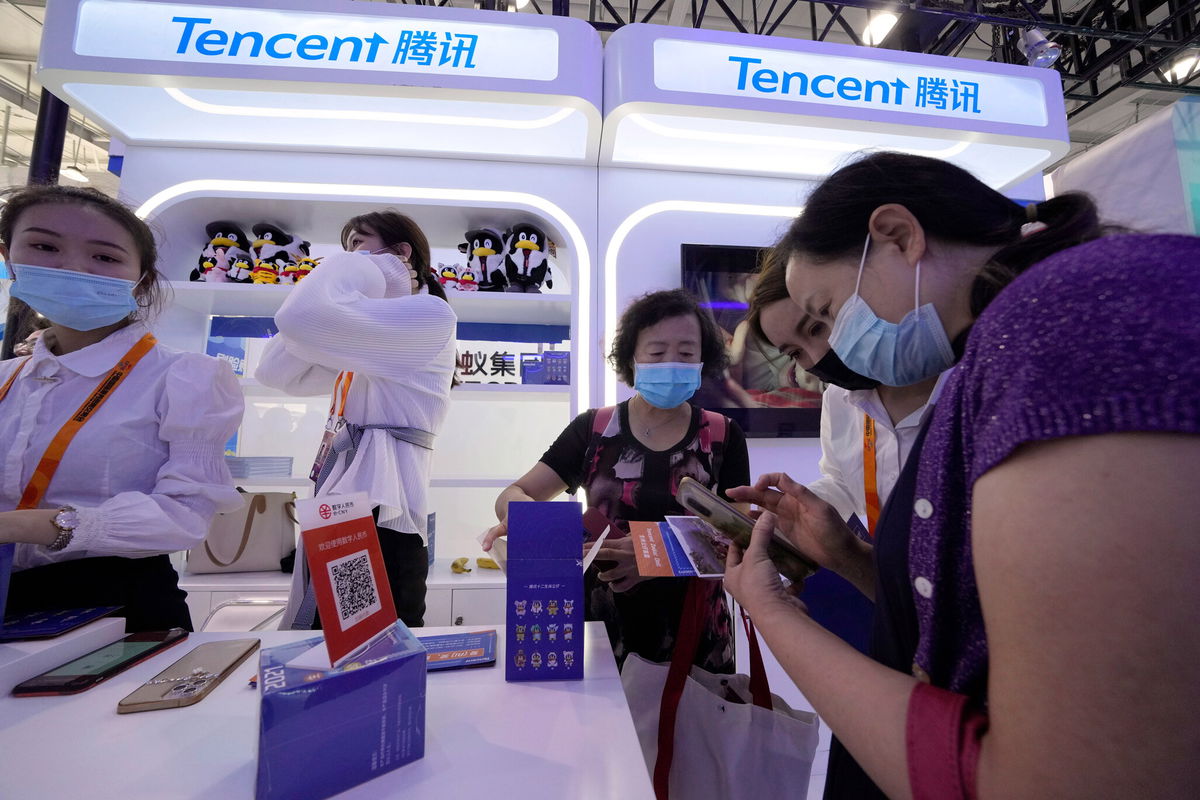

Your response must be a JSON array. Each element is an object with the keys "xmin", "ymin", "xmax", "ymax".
[{"xmin": 0, "ymin": 622, "xmax": 655, "ymax": 800}]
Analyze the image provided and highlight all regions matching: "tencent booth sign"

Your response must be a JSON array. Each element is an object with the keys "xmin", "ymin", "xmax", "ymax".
[
  {"xmin": 73, "ymin": 0, "xmax": 559, "ymax": 81},
  {"xmin": 654, "ymin": 39, "xmax": 1049, "ymax": 128}
]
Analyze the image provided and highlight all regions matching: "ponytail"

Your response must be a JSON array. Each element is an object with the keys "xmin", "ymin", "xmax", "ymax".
[{"xmin": 971, "ymin": 193, "xmax": 1108, "ymax": 315}]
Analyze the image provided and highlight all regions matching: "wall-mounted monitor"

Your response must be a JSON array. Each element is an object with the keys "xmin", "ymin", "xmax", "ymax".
[{"xmin": 681, "ymin": 243, "xmax": 822, "ymax": 438}]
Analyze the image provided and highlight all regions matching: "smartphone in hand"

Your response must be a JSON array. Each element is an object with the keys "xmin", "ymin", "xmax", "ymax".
[{"xmin": 676, "ymin": 477, "xmax": 818, "ymax": 582}]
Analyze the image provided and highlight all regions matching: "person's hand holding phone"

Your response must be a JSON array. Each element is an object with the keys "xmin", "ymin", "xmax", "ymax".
[
  {"xmin": 724, "ymin": 511, "xmax": 808, "ymax": 619},
  {"xmin": 727, "ymin": 472, "xmax": 870, "ymax": 578}
]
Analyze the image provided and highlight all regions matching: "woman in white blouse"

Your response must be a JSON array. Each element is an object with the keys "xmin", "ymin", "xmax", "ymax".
[
  {"xmin": 256, "ymin": 210, "xmax": 457, "ymax": 629},
  {"xmin": 0, "ymin": 185, "xmax": 243, "ymax": 631}
]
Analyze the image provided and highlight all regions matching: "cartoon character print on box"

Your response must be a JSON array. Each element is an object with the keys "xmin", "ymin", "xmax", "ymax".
[
  {"xmin": 503, "ymin": 223, "xmax": 552, "ymax": 294},
  {"xmin": 514, "ymin": 599, "xmax": 527, "ymax": 617},
  {"xmin": 251, "ymin": 223, "xmax": 311, "ymax": 285},
  {"xmin": 192, "ymin": 221, "xmax": 252, "ymax": 283},
  {"xmin": 531, "ymin": 624, "xmax": 542, "ymax": 643},
  {"xmin": 459, "ymin": 228, "xmax": 508, "ymax": 292}
]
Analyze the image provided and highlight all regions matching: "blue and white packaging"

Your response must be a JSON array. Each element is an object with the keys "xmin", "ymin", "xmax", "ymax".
[
  {"xmin": 256, "ymin": 622, "xmax": 427, "ymax": 800},
  {"xmin": 505, "ymin": 501, "xmax": 584, "ymax": 681}
]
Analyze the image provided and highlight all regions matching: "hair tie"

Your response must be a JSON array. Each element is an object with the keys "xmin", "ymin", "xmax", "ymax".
[{"xmin": 1025, "ymin": 203, "xmax": 1039, "ymax": 223}]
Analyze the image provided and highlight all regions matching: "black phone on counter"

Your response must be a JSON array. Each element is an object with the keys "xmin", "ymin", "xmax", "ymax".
[{"xmin": 11, "ymin": 628, "xmax": 190, "ymax": 697}]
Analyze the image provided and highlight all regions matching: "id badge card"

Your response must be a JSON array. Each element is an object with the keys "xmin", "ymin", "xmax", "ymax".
[{"xmin": 309, "ymin": 416, "xmax": 346, "ymax": 482}]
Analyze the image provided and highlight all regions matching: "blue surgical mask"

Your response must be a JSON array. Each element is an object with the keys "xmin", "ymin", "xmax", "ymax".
[
  {"xmin": 9, "ymin": 263, "xmax": 139, "ymax": 331},
  {"xmin": 827, "ymin": 235, "xmax": 955, "ymax": 387},
  {"xmin": 634, "ymin": 362, "xmax": 703, "ymax": 409}
]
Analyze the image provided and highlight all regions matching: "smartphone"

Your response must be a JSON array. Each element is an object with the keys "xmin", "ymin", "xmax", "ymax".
[
  {"xmin": 11, "ymin": 628, "xmax": 190, "ymax": 697},
  {"xmin": 117, "ymin": 638, "xmax": 260, "ymax": 714},
  {"xmin": 676, "ymin": 477, "xmax": 818, "ymax": 582}
]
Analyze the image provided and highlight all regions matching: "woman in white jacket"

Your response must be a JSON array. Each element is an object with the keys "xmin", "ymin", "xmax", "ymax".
[{"xmin": 257, "ymin": 211, "xmax": 457, "ymax": 629}]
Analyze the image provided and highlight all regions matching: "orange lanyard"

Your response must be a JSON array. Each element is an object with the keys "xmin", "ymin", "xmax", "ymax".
[
  {"xmin": 0, "ymin": 358, "xmax": 29, "ymax": 403},
  {"xmin": 330, "ymin": 371, "xmax": 354, "ymax": 419},
  {"xmin": 863, "ymin": 414, "xmax": 880, "ymax": 538},
  {"xmin": 2, "ymin": 333, "xmax": 157, "ymax": 510}
]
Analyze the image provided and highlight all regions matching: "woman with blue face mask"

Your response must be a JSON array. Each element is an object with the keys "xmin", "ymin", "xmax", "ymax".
[
  {"xmin": 483, "ymin": 289, "xmax": 750, "ymax": 672},
  {"xmin": 722, "ymin": 152, "xmax": 1200, "ymax": 800},
  {"xmin": 0, "ymin": 185, "xmax": 243, "ymax": 631}
]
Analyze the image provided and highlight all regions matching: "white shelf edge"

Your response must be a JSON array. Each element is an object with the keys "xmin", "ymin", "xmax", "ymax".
[
  {"xmin": 429, "ymin": 477, "xmax": 514, "ymax": 489},
  {"xmin": 168, "ymin": 280, "xmax": 572, "ymax": 326},
  {"xmin": 228, "ymin": 477, "xmax": 312, "ymax": 489}
]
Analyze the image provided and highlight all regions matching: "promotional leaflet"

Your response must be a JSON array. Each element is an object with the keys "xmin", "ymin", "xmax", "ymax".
[
  {"xmin": 631, "ymin": 517, "xmax": 731, "ymax": 578},
  {"xmin": 417, "ymin": 629, "xmax": 497, "ymax": 671},
  {"xmin": 294, "ymin": 492, "xmax": 397, "ymax": 667}
]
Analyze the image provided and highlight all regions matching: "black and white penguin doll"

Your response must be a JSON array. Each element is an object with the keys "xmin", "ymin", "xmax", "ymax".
[
  {"xmin": 503, "ymin": 223, "xmax": 551, "ymax": 294},
  {"xmin": 192, "ymin": 221, "xmax": 250, "ymax": 283},
  {"xmin": 250, "ymin": 223, "xmax": 309, "ymax": 283},
  {"xmin": 458, "ymin": 227, "xmax": 508, "ymax": 292}
]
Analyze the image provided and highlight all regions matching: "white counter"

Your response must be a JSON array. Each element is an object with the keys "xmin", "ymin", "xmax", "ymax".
[{"xmin": 0, "ymin": 621, "xmax": 655, "ymax": 800}]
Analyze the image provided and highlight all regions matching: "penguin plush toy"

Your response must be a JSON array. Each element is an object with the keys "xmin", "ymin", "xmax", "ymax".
[
  {"xmin": 250, "ymin": 223, "xmax": 310, "ymax": 284},
  {"xmin": 192, "ymin": 221, "xmax": 251, "ymax": 283},
  {"xmin": 503, "ymin": 223, "xmax": 552, "ymax": 294},
  {"xmin": 458, "ymin": 228, "xmax": 508, "ymax": 292}
]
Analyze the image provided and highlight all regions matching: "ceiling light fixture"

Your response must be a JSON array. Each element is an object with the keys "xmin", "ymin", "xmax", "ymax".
[
  {"xmin": 1169, "ymin": 53, "xmax": 1199, "ymax": 83},
  {"xmin": 1018, "ymin": 28, "xmax": 1061, "ymax": 68},
  {"xmin": 863, "ymin": 12, "xmax": 899, "ymax": 47}
]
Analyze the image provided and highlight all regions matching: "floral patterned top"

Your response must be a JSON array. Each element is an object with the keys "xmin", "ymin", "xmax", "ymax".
[{"xmin": 540, "ymin": 400, "xmax": 750, "ymax": 673}]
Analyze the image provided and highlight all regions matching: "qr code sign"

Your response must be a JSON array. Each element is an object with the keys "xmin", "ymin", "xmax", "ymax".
[{"xmin": 327, "ymin": 550, "xmax": 382, "ymax": 631}]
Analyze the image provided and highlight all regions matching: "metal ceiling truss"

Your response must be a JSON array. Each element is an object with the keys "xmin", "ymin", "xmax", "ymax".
[{"xmin": 414, "ymin": 0, "xmax": 1200, "ymax": 116}]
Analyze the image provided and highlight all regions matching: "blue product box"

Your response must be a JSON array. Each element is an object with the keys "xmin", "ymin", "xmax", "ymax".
[
  {"xmin": 542, "ymin": 351, "xmax": 570, "ymax": 385},
  {"xmin": 0, "ymin": 543, "xmax": 12, "ymax": 630},
  {"xmin": 505, "ymin": 501, "xmax": 584, "ymax": 681},
  {"xmin": 520, "ymin": 353, "xmax": 546, "ymax": 385},
  {"xmin": 256, "ymin": 622, "xmax": 427, "ymax": 800}
]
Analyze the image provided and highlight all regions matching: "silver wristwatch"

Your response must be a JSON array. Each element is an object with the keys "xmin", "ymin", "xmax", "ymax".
[{"xmin": 48, "ymin": 506, "xmax": 80, "ymax": 552}]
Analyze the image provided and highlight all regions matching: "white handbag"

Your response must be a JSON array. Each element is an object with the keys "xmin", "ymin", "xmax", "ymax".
[
  {"xmin": 187, "ymin": 490, "xmax": 298, "ymax": 574},
  {"xmin": 620, "ymin": 580, "xmax": 820, "ymax": 800}
]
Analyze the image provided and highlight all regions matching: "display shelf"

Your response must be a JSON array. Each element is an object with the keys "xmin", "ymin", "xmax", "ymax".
[
  {"xmin": 453, "ymin": 383, "xmax": 570, "ymax": 401},
  {"xmin": 228, "ymin": 477, "xmax": 312, "ymax": 490},
  {"xmin": 167, "ymin": 281, "xmax": 571, "ymax": 326},
  {"xmin": 429, "ymin": 476, "xmax": 515, "ymax": 489}
]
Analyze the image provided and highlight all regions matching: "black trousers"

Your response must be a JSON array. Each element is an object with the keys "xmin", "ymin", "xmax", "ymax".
[
  {"xmin": 311, "ymin": 512, "xmax": 428, "ymax": 630},
  {"xmin": 6, "ymin": 554, "xmax": 193, "ymax": 632}
]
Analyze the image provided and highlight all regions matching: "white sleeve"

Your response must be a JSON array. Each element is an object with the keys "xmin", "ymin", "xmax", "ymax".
[
  {"xmin": 62, "ymin": 354, "xmax": 245, "ymax": 558},
  {"xmin": 271, "ymin": 251, "xmax": 458, "ymax": 381},
  {"xmin": 806, "ymin": 389, "xmax": 862, "ymax": 521},
  {"xmin": 254, "ymin": 332, "xmax": 339, "ymax": 397}
]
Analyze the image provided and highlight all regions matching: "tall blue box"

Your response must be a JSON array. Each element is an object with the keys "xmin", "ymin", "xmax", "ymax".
[
  {"xmin": 0, "ymin": 543, "xmax": 13, "ymax": 630},
  {"xmin": 256, "ymin": 622, "xmax": 427, "ymax": 800},
  {"xmin": 505, "ymin": 501, "xmax": 585, "ymax": 681}
]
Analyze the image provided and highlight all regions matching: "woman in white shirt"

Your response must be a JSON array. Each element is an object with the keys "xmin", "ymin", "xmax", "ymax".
[
  {"xmin": 0, "ymin": 185, "xmax": 243, "ymax": 631},
  {"xmin": 256, "ymin": 210, "xmax": 457, "ymax": 629},
  {"xmin": 747, "ymin": 252, "xmax": 944, "ymax": 534}
]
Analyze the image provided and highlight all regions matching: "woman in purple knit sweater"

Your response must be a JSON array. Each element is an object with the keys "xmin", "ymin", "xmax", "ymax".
[{"xmin": 724, "ymin": 152, "xmax": 1199, "ymax": 800}]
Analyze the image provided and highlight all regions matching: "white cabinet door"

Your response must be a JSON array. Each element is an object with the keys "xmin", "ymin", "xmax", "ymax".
[
  {"xmin": 424, "ymin": 588, "xmax": 453, "ymax": 628},
  {"xmin": 450, "ymin": 588, "xmax": 506, "ymax": 626}
]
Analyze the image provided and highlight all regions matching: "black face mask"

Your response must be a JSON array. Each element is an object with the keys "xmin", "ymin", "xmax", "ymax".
[{"xmin": 806, "ymin": 349, "xmax": 881, "ymax": 391}]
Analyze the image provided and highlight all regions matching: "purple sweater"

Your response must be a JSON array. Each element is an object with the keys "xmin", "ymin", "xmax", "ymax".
[{"xmin": 909, "ymin": 234, "xmax": 1200, "ymax": 699}]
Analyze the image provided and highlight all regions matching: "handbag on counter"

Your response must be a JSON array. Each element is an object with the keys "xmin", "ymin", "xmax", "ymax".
[
  {"xmin": 620, "ymin": 579, "xmax": 821, "ymax": 800},
  {"xmin": 187, "ymin": 489, "xmax": 297, "ymax": 574}
]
